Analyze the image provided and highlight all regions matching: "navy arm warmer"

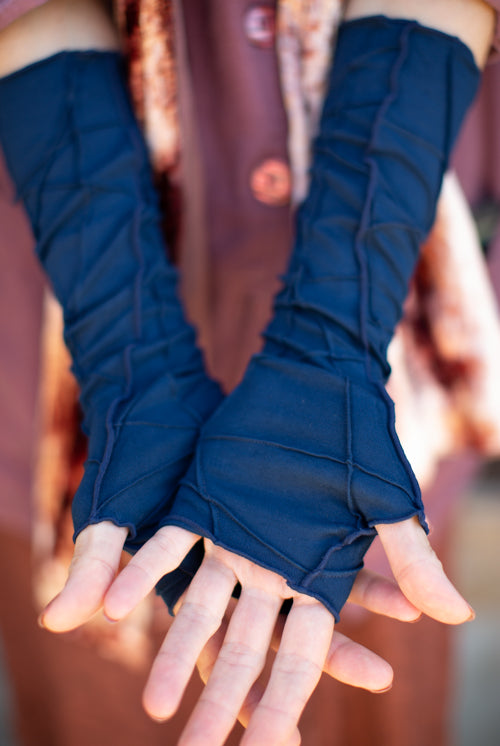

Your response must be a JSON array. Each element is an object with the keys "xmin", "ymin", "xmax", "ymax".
[
  {"xmin": 163, "ymin": 17, "xmax": 481, "ymax": 619},
  {"xmin": 0, "ymin": 52, "xmax": 222, "ymax": 603}
]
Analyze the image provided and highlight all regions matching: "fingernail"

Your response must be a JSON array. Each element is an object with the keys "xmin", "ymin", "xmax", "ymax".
[
  {"xmin": 370, "ymin": 684, "xmax": 393, "ymax": 694},
  {"xmin": 37, "ymin": 613, "xmax": 46, "ymax": 629},
  {"xmin": 467, "ymin": 607, "xmax": 476, "ymax": 622},
  {"xmin": 408, "ymin": 612, "xmax": 422, "ymax": 624},
  {"xmin": 103, "ymin": 612, "xmax": 118, "ymax": 624}
]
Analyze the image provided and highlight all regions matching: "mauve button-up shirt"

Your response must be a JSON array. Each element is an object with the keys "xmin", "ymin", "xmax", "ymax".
[{"xmin": 0, "ymin": 0, "xmax": 46, "ymax": 28}]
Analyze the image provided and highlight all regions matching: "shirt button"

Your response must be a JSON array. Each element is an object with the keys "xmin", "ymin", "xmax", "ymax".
[
  {"xmin": 250, "ymin": 158, "xmax": 291, "ymax": 207},
  {"xmin": 244, "ymin": 6, "xmax": 276, "ymax": 49}
]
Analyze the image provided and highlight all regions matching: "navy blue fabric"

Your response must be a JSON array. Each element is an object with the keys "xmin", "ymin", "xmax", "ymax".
[
  {"xmin": 164, "ymin": 17, "xmax": 481, "ymax": 620},
  {"xmin": 0, "ymin": 52, "xmax": 222, "ymax": 607}
]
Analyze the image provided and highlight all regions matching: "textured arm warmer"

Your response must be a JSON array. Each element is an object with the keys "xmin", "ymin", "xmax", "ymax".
[
  {"xmin": 163, "ymin": 17, "xmax": 481, "ymax": 619},
  {"xmin": 0, "ymin": 52, "xmax": 222, "ymax": 602}
]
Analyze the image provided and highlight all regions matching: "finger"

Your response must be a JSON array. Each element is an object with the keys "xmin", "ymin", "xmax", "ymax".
[
  {"xmin": 142, "ymin": 555, "xmax": 236, "ymax": 720},
  {"xmin": 270, "ymin": 611, "xmax": 393, "ymax": 692},
  {"xmin": 104, "ymin": 525, "xmax": 199, "ymax": 620},
  {"xmin": 40, "ymin": 521, "xmax": 127, "ymax": 632},
  {"xmin": 347, "ymin": 568, "xmax": 421, "ymax": 621},
  {"xmin": 198, "ymin": 622, "xmax": 267, "ymax": 726},
  {"xmin": 196, "ymin": 610, "xmax": 267, "ymax": 726},
  {"xmin": 197, "ymin": 614, "xmax": 301, "ymax": 746},
  {"xmin": 196, "ymin": 615, "xmax": 230, "ymax": 685},
  {"xmin": 242, "ymin": 597, "xmax": 334, "ymax": 746},
  {"xmin": 228, "ymin": 659, "xmax": 302, "ymax": 746},
  {"xmin": 324, "ymin": 630, "xmax": 393, "ymax": 692},
  {"xmin": 179, "ymin": 587, "xmax": 281, "ymax": 746},
  {"xmin": 376, "ymin": 517, "xmax": 474, "ymax": 624}
]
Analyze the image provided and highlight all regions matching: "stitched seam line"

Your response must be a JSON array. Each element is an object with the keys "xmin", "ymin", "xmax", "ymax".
[{"xmin": 355, "ymin": 21, "xmax": 416, "ymax": 382}]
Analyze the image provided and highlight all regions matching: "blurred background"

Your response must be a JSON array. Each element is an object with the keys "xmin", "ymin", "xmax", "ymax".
[{"xmin": 449, "ymin": 461, "xmax": 500, "ymax": 746}]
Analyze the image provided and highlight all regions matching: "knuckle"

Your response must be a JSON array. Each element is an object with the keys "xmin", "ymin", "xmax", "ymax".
[
  {"xmin": 152, "ymin": 528, "xmax": 179, "ymax": 559},
  {"xmin": 68, "ymin": 551, "xmax": 117, "ymax": 585},
  {"xmin": 218, "ymin": 640, "xmax": 266, "ymax": 674},
  {"xmin": 275, "ymin": 651, "xmax": 323, "ymax": 683},
  {"xmin": 180, "ymin": 601, "xmax": 222, "ymax": 635},
  {"xmin": 397, "ymin": 554, "xmax": 443, "ymax": 586},
  {"xmin": 88, "ymin": 554, "xmax": 117, "ymax": 582}
]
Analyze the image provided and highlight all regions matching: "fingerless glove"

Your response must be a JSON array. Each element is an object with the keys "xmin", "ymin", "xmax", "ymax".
[
  {"xmin": 164, "ymin": 17, "xmax": 481, "ymax": 619},
  {"xmin": 0, "ymin": 52, "xmax": 222, "ymax": 579}
]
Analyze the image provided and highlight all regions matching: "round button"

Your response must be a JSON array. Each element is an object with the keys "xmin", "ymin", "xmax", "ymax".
[
  {"xmin": 244, "ymin": 6, "xmax": 276, "ymax": 49},
  {"xmin": 250, "ymin": 158, "xmax": 292, "ymax": 207}
]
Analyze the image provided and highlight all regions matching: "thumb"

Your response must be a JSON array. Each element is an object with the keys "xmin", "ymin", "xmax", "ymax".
[
  {"xmin": 376, "ymin": 517, "xmax": 474, "ymax": 625},
  {"xmin": 40, "ymin": 521, "xmax": 127, "ymax": 632}
]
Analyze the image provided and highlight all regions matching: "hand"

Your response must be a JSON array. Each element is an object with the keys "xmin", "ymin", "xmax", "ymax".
[
  {"xmin": 38, "ymin": 514, "xmax": 471, "ymax": 745},
  {"xmin": 40, "ymin": 519, "xmax": 418, "ymax": 642},
  {"xmin": 39, "ymin": 521, "xmax": 197, "ymax": 632}
]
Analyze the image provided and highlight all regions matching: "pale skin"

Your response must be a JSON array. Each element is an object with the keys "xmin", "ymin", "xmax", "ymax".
[{"xmin": 1, "ymin": 0, "xmax": 495, "ymax": 744}]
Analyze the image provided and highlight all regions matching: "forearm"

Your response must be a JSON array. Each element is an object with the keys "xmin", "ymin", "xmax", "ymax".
[
  {"xmin": 166, "ymin": 10, "xmax": 485, "ymax": 619},
  {"xmin": 0, "ymin": 27, "xmax": 222, "ymax": 594},
  {"xmin": 345, "ymin": 0, "xmax": 495, "ymax": 67},
  {"xmin": 0, "ymin": 0, "xmax": 118, "ymax": 77}
]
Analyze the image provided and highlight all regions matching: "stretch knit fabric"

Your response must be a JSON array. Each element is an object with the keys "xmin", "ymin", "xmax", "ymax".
[
  {"xmin": 0, "ymin": 51, "xmax": 222, "ymax": 600},
  {"xmin": 164, "ymin": 17, "xmax": 481, "ymax": 619}
]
